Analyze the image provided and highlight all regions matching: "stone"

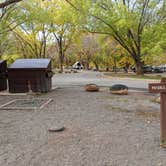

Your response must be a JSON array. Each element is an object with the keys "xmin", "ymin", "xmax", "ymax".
[
  {"xmin": 85, "ymin": 84, "xmax": 99, "ymax": 92},
  {"xmin": 154, "ymin": 96, "xmax": 160, "ymax": 103},
  {"xmin": 48, "ymin": 126, "xmax": 65, "ymax": 132},
  {"xmin": 110, "ymin": 84, "xmax": 128, "ymax": 95}
]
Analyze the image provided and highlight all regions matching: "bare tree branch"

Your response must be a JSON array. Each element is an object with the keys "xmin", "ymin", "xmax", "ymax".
[{"xmin": 0, "ymin": 0, "xmax": 22, "ymax": 8}]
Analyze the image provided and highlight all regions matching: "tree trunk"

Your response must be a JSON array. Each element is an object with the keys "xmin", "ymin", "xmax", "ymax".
[
  {"xmin": 86, "ymin": 63, "xmax": 89, "ymax": 70},
  {"xmin": 42, "ymin": 28, "xmax": 47, "ymax": 58},
  {"xmin": 60, "ymin": 60, "xmax": 63, "ymax": 73},
  {"xmin": 132, "ymin": 51, "xmax": 144, "ymax": 75},
  {"xmin": 135, "ymin": 61, "xmax": 144, "ymax": 75},
  {"xmin": 113, "ymin": 58, "xmax": 117, "ymax": 73},
  {"xmin": 94, "ymin": 62, "xmax": 99, "ymax": 71},
  {"xmin": 59, "ymin": 51, "xmax": 64, "ymax": 73},
  {"xmin": 59, "ymin": 37, "xmax": 64, "ymax": 73}
]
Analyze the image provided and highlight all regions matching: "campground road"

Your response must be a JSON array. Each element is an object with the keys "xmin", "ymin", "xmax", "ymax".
[{"xmin": 52, "ymin": 71, "xmax": 159, "ymax": 91}]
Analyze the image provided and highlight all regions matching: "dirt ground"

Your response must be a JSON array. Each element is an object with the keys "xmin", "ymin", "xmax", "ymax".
[{"xmin": 0, "ymin": 87, "xmax": 165, "ymax": 166}]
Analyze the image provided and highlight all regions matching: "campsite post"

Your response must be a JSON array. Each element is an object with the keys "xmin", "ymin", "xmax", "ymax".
[{"xmin": 149, "ymin": 78, "xmax": 166, "ymax": 146}]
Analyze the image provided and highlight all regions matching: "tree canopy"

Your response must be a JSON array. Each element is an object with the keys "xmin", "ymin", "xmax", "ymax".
[
  {"xmin": 0, "ymin": 0, "xmax": 166, "ymax": 74},
  {"xmin": 65, "ymin": 0, "xmax": 166, "ymax": 74}
]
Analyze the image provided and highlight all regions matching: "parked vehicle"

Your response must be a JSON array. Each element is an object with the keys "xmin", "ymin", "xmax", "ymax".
[
  {"xmin": 132, "ymin": 65, "xmax": 164, "ymax": 73},
  {"xmin": 143, "ymin": 66, "xmax": 153, "ymax": 73},
  {"xmin": 131, "ymin": 65, "xmax": 153, "ymax": 73},
  {"xmin": 72, "ymin": 62, "xmax": 83, "ymax": 70},
  {"xmin": 152, "ymin": 67, "xmax": 163, "ymax": 73}
]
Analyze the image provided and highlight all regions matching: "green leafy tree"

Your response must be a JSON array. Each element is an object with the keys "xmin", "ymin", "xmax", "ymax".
[
  {"xmin": 66, "ymin": 0, "xmax": 166, "ymax": 74},
  {"xmin": 46, "ymin": 0, "xmax": 81, "ymax": 72},
  {"xmin": 141, "ymin": 23, "xmax": 166, "ymax": 65},
  {"xmin": 0, "ymin": 1, "xmax": 24, "ymax": 58},
  {"xmin": 16, "ymin": 0, "xmax": 51, "ymax": 58}
]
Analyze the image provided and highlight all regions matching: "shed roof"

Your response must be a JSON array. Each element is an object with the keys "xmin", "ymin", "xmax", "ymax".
[
  {"xmin": 0, "ymin": 60, "xmax": 5, "ymax": 64},
  {"xmin": 8, "ymin": 59, "xmax": 51, "ymax": 70}
]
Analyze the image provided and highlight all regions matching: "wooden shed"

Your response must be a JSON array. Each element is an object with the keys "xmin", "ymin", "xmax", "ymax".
[
  {"xmin": 0, "ymin": 60, "xmax": 7, "ymax": 91},
  {"xmin": 8, "ymin": 59, "xmax": 53, "ymax": 93}
]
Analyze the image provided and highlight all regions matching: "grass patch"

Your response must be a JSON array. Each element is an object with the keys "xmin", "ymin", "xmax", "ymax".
[
  {"xmin": 104, "ymin": 72, "xmax": 162, "ymax": 80},
  {"xmin": 135, "ymin": 111, "xmax": 159, "ymax": 119},
  {"xmin": 106, "ymin": 105, "xmax": 131, "ymax": 113},
  {"xmin": 108, "ymin": 105, "xmax": 159, "ymax": 119}
]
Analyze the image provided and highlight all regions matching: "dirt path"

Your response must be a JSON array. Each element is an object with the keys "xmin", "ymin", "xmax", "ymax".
[
  {"xmin": 52, "ymin": 71, "xmax": 159, "ymax": 90},
  {"xmin": 0, "ymin": 87, "xmax": 165, "ymax": 166}
]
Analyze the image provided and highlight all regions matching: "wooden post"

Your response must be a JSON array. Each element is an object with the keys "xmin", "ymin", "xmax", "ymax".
[
  {"xmin": 160, "ymin": 78, "xmax": 166, "ymax": 145},
  {"xmin": 149, "ymin": 78, "xmax": 166, "ymax": 147}
]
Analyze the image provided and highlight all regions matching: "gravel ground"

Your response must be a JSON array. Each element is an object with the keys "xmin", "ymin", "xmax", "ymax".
[{"xmin": 0, "ymin": 87, "xmax": 165, "ymax": 166}]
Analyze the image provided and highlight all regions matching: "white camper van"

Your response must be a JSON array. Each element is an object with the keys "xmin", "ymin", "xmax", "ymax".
[{"xmin": 72, "ymin": 62, "xmax": 83, "ymax": 70}]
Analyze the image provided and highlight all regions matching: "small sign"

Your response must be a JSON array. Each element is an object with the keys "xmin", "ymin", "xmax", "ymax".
[{"xmin": 149, "ymin": 83, "xmax": 166, "ymax": 93}]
